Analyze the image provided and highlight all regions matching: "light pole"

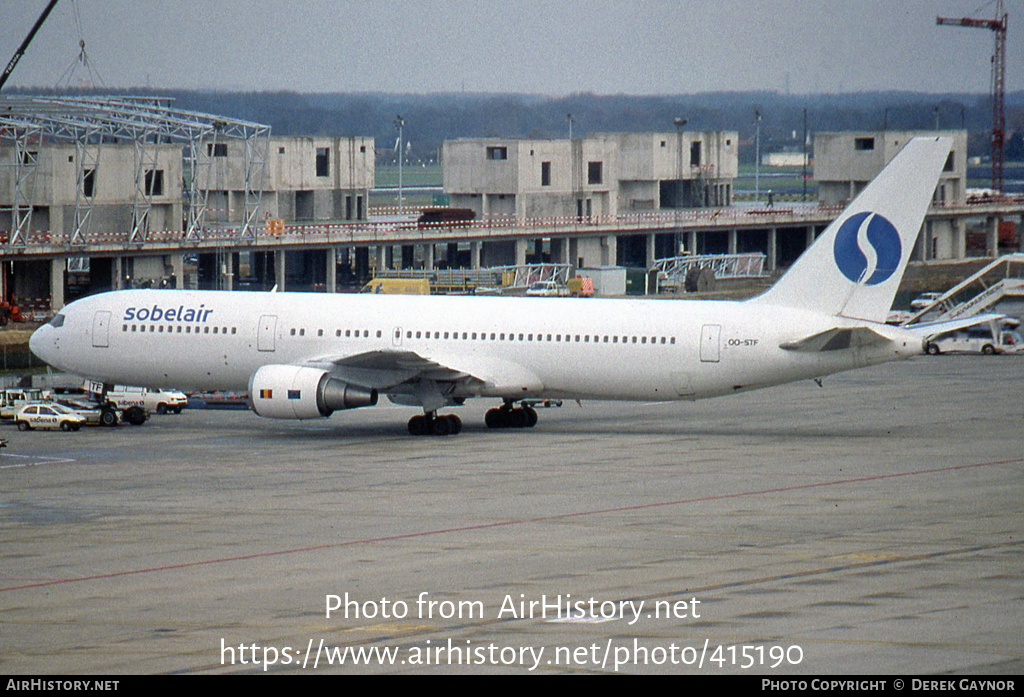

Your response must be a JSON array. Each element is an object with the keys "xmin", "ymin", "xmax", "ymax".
[
  {"xmin": 395, "ymin": 115, "xmax": 405, "ymax": 210},
  {"xmin": 754, "ymin": 110, "xmax": 762, "ymax": 203},
  {"xmin": 673, "ymin": 117, "xmax": 687, "ymax": 208}
]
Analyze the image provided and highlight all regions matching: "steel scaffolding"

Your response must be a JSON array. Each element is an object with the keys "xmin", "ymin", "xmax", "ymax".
[{"xmin": 0, "ymin": 94, "xmax": 270, "ymax": 249}]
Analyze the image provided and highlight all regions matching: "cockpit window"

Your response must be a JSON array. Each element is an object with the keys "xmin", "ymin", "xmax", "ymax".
[{"xmin": 48, "ymin": 314, "xmax": 65, "ymax": 328}]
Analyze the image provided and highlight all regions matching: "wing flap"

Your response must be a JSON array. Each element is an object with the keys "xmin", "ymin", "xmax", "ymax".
[{"xmin": 306, "ymin": 349, "xmax": 542, "ymax": 395}]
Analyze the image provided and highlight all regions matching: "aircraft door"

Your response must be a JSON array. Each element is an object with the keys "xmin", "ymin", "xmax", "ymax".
[
  {"xmin": 700, "ymin": 324, "xmax": 721, "ymax": 363},
  {"xmin": 258, "ymin": 315, "xmax": 277, "ymax": 352},
  {"xmin": 92, "ymin": 311, "xmax": 111, "ymax": 348},
  {"xmin": 392, "ymin": 327, "xmax": 403, "ymax": 347}
]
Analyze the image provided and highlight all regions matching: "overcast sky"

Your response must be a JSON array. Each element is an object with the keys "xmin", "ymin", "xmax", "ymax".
[{"xmin": 2, "ymin": 0, "xmax": 1022, "ymax": 95}]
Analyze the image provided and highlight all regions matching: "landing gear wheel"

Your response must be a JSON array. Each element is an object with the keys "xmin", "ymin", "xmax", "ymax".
[
  {"xmin": 485, "ymin": 404, "xmax": 538, "ymax": 429},
  {"xmin": 432, "ymin": 415, "xmax": 453, "ymax": 436},
  {"xmin": 523, "ymin": 407, "xmax": 538, "ymax": 428},
  {"xmin": 926, "ymin": 343, "xmax": 940, "ymax": 355},
  {"xmin": 485, "ymin": 407, "xmax": 506, "ymax": 429},
  {"xmin": 408, "ymin": 414, "xmax": 428, "ymax": 436},
  {"xmin": 408, "ymin": 413, "xmax": 462, "ymax": 436}
]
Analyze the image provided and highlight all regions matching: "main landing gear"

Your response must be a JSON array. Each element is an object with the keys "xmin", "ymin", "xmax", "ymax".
[
  {"xmin": 485, "ymin": 401, "xmax": 538, "ymax": 429},
  {"xmin": 408, "ymin": 412, "xmax": 462, "ymax": 436},
  {"xmin": 407, "ymin": 399, "xmax": 560, "ymax": 435}
]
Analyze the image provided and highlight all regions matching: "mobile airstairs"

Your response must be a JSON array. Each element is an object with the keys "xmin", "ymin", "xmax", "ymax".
[{"xmin": 901, "ymin": 254, "xmax": 1024, "ymax": 326}]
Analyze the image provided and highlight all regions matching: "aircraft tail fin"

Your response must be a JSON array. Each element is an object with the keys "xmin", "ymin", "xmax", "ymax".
[{"xmin": 752, "ymin": 136, "xmax": 952, "ymax": 323}]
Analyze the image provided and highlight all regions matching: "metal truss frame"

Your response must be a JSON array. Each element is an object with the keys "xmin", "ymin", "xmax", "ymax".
[
  {"xmin": 652, "ymin": 253, "xmax": 768, "ymax": 288},
  {"xmin": 0, "ymin": 95, "xmax": 270, "ymax": 249}
]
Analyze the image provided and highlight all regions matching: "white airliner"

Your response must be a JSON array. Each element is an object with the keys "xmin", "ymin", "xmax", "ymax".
[{"xmin": 30, "ymin": 137, "xmax": 968, "ymax": 436}]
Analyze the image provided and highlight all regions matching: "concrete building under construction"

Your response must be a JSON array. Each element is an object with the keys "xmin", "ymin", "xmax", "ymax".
[
  {"xmin": 815, "ymin": 130, "xmax": 970, "ymax": 260},
  {"xmin": 442, "ymin": 130, "xmax": 738, "ymax": 220}
]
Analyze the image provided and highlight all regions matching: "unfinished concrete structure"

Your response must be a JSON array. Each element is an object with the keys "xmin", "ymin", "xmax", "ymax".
[
  {"xmin": 443, "ymin": 130, "xmax": 738, "ymax": 221},
  {"xmin": 815, "ymin": 130, "xmax": 970, "ymax": 260},
  {"xmin": 204, "ymin": 135, "xmax": 375, "ymax": 225},
  {"xmin": 0, "ymin": 141, "xmax": 184, "ymax": 242}
]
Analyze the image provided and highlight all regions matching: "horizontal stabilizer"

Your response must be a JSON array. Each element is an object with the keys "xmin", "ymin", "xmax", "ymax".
[
  {"xmin": 780, "ymin": 326, "xmax": 893, "ymax": 352},
  {"xmin": 903, "ymin": 313, "xmax": 1005, "ymax": 338}
]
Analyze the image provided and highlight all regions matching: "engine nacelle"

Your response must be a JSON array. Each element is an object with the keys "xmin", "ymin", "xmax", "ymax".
[{"xmin": 248, "ymin": 365, "xmax": 377, "ymax": 420}]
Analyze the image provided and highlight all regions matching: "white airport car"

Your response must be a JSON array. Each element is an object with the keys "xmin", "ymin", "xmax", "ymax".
[
  {"xmin": 910, "ymin": 292, "xmax": 943, "ymax": 310},
  {"xmin": 15, "ymin": 403, "xmax": 86, "ymax": 431},
  {"xmin": 525, "ymin": 281, "xmax": 570, "ymax": 297}
]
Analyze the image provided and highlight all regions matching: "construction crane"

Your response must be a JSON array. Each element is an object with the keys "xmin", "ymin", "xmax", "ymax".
[
  {"xmin": 0, "ymin": 0, "xmax": 61, "ymax": 91},
  {"xmin": 937, "ymin": 0, "xmax": 1008, "ymax": 193}
]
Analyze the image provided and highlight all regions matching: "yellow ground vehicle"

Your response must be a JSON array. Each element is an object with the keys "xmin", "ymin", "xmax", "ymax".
[{"xmin": 360, "ymin": 278, "xmax": 431, "ymax": 295}]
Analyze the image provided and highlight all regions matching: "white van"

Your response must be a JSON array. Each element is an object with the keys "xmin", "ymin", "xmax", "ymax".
[
  {"xmin": 926, "ymin": 325, "xmax": 1024, "ymax": 355},
  {"xmin": 83, "ymin": 381, "xmax": 188, "ymax": 420},
  {"xmin": 107, "ymin": 386, "xmax": 188, "ymax": 414}
]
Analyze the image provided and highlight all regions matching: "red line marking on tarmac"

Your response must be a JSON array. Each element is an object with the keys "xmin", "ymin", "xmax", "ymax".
[{"xmin": 2, "ymin": 457, "xmax": 1021, "ymax": 594}]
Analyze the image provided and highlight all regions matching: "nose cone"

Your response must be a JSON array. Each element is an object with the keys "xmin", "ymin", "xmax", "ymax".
[{"xmin": 29, "ymin": 324, "xmax": 56, "ymax": 366}]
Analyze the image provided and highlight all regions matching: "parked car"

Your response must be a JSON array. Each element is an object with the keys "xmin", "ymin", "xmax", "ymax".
[
  {"xmin": 910, "ymin": 292, "xmax": 943, "ymax": 310},
  {"xmin": 525, "ymin": 281, "xmax": 570, "ymax": 297},
  {"xmin": 15, "ymin": 403, "xmax": 86, "ymax": 431}
]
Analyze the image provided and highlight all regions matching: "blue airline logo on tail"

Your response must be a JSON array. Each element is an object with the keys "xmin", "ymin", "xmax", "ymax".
[{"xmin": 833, "ymin": 212, "xmax": 902, "ymax": 286}]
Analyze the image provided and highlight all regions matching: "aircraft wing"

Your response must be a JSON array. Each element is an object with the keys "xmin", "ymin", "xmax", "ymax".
[
  {"xmin": 901, "ymin": 313, "xmax": 1005, "ymax": 339},
  {"xmin": 779, "ymin": 326, "xmax": 893, "ymax": 352},
  {"xmin": 306, "ymin": 349, "xmax": 543, "ymax": 395}
]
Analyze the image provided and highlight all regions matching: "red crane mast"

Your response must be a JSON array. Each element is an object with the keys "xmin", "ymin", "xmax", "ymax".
[{"xmin": 937, "ymin": 0, "xmax": 1008, "ymax": 193}]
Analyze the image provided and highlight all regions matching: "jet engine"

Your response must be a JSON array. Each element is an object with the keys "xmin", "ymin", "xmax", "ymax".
[{"xmin": 248, "ymin": 365, "xmax": 377, "ymax": 419}]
